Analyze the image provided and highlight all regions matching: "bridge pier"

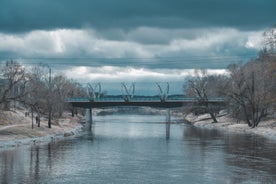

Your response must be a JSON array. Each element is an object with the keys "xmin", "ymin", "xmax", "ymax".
[
  {"xmin": 85, "ymin": 108, "xmax": 92, "ymax": 131},
  {"xmin": 166, "ymin": 109, "xmax": 171, "ymax": 139}
]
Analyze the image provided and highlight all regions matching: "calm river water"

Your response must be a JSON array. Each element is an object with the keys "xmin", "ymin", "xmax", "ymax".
[{"xmin": 1, "ymin": 114, "xmax": 276, "ymax": 184}]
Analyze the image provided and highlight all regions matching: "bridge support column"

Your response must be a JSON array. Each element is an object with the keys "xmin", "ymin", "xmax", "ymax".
[
  {"xmin": 166, "ymin": 109, "xmax": 171, "ymax": 139},
  {"xmin": 85, "ymin": 108, "xmax": 92, "ymax": 131}
]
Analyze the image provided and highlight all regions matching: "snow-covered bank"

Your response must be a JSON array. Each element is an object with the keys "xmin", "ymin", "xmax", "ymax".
[
  {"xmin": 185, "ymin": 113, "xmax": 276, "ymax": 140},
  {"xmin": 0, "ymin": 109, "xmax": 84, "ymax": 149}
]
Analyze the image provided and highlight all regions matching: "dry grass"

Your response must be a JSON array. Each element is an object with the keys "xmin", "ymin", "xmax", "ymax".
[{"xmin": 0, "ymin": 109, "xmax": 82, "ymax": 142}]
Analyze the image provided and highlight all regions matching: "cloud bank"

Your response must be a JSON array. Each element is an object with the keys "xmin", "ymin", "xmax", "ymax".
[{"xmin": 0, "ymin": 28, "xmax": 263, "ymax": 69}]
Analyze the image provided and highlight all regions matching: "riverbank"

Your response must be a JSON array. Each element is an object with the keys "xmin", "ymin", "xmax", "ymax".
[
  {"xmin": 185, "ymin": 112, "xmax": 276, "ymax": 140},
  {"xmin": 0, "ymin": 109, "xmax": 84, "ymax": 148}
]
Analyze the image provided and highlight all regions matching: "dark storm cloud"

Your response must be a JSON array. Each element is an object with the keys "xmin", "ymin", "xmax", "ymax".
[
  {"xmin": 0, "ymin": 0, "xmax": 275, "ymax": 33},
  {"xmin": 0, "ymin": 0, "xmax": 271, "ymax": 73}
]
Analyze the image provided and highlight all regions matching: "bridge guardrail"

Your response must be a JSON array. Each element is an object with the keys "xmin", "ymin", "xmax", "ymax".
[{"xmin": 67, "ymin": 97, "xmax": 225, "ymax": 102}]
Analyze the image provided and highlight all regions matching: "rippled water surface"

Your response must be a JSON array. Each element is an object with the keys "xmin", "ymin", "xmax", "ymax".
[{"xmin": 1, "ymin": 114, "xmax": 276, "ymax": 184}]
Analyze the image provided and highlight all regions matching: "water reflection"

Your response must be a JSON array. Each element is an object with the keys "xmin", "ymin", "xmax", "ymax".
[
  {"xmin": 183, "ymin": 125, "xmax": 276, "ymax": 183},
  {"xmin": 1, "ymin": 115, "xmax": 276, "ymax": 184},
  {"xmin": 29, "ymin": 146, "xmax": 40, "ymax": 181},
  {"xmin": 0, "ymin": 139, "xmax": 78, "ymax": 184},
  {"xmin": 0, "ymin": 150, "xmax": 14, "ymax": 184},
  {"xmin": 224, "ymin": 134, "xmax": 276, "ymax": 183}
]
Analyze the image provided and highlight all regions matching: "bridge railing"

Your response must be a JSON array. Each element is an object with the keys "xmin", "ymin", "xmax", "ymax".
[{"xmin": 66, "ymin": 97, "xmax": 225, "ymax": 102}]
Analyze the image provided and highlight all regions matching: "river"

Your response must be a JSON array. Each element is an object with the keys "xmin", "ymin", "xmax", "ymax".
[{"xmin": 1, "ymin": 114, "xmax": 276, "ymax": 184}]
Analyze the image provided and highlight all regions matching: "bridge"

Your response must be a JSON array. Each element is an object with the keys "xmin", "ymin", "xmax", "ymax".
[
  {"xmin": 67, "ymin": 96, "xmax": 225, "ymax": 139},
  {"xmin": 68, "ymin": 96, "xmax": 225, "ymax": 108},
  {"xmin": 67, "ymin": 83, "xmax": 225, "ymax": 139},
  {"xmin": 69, "ymin": 82, "xmax": 224, "ymax": 108}
]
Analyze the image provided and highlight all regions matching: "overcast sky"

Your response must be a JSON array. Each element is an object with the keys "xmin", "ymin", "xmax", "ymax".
[{"xmin": 0, "ymin": 0, "xmax": 275, "ymax": 94}]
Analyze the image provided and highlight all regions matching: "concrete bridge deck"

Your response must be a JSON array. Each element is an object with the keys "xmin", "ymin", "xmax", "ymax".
[{"xmin": 68, "ymin": 97, "xmax": 225, "ymax": 108}]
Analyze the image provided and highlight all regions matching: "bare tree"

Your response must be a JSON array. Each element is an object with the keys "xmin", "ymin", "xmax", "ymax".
[
  {"xmin": 227, "ymin": 60, "xmax": 274, "ymax": 127},
  {"xmin": 263, "ymin": 26, "xmax": 276, "ymax": 53},
  {"xmin": 66, "ymin": 81, "xmax": 86, "ymax": 117},
  {"xmin": 51, "ymin": 75, "xmax": 85, "ymax": 118},
  {"xmin": 226, "ymin": 27, "xmax": 276, "ymax": 127},
  {"xmin": 25, "ymin": 64, "xmax": 53, "ymax": 127},
  {"xmin": 25, "ymin": 65, "xmax": 86, "ymax": 127},
  {"xmin": 0, "ymin": 60, "xmax": 28, "ymax": 109},
  {"xmin": 185, "ymin": 69, "xmax": 226, "ymax": 123}
]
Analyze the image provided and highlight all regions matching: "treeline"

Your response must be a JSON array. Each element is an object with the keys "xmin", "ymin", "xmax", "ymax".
[
  {"xmin": 0, "ymin": 62, "xmax": 86, "ymax": 128},
  {"xmin": 185, "ymin": 27, "xmax": 276, "ymax": 128}
]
